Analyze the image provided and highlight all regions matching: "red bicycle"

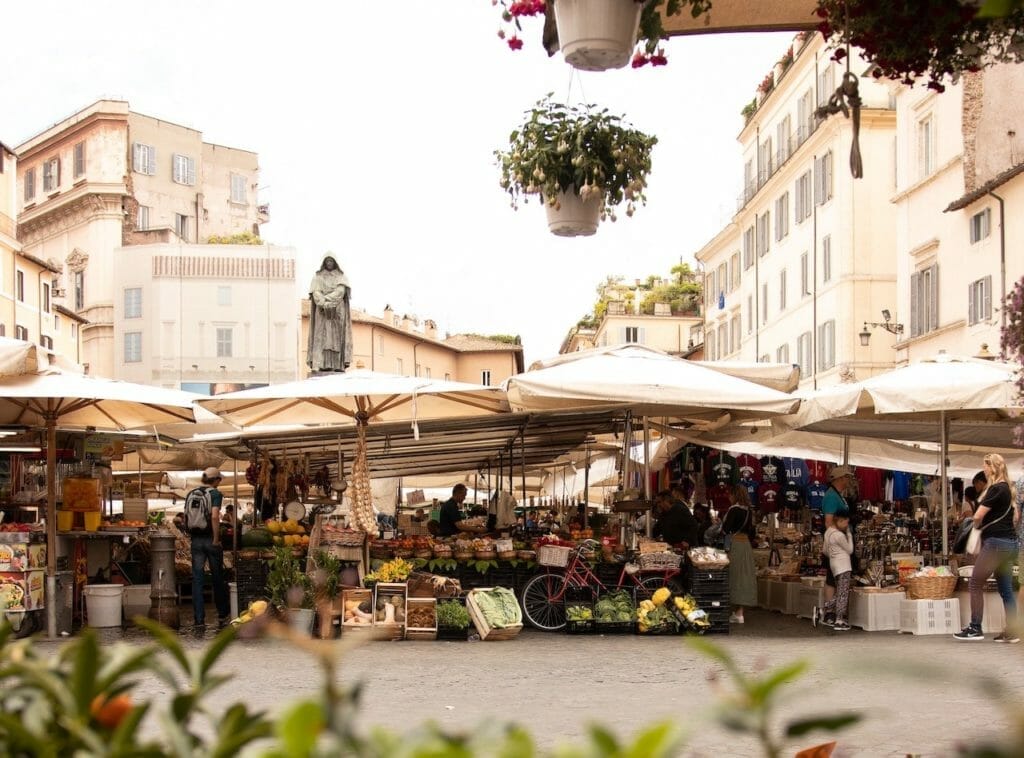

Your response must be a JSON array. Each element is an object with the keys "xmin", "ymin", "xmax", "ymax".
[{"xmin": 519, "ymin": 539, "xmax": 685, "ymax": 631}]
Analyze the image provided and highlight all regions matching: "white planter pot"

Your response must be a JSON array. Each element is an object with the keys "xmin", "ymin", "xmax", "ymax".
[
  {"xmin": 545, "ymin": 188, "xmax": 601, "ymax": 237},
  {"xmin": 554, "ymin": 0, "xmax": 642, "ymax": 72}
]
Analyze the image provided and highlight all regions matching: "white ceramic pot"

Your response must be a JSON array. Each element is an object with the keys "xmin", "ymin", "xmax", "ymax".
[
  {"xmin": 545, "ymin": 188, "xmax": 601, "ymax": 237},
  {"xmin": 554, "ymin": 0, "xmax": 642, "ymax": 72}
]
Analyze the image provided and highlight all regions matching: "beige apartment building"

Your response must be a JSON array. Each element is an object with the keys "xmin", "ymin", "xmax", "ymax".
[
  {"xmin": 890, "ymin": 64, "xmax": 1024, "ymax": 363},
  {"xmin": 0, "ymin": 141, "xmax": 85, "ymax": 362},
  {"xmin": 560, "ymin": 277, "xmax": 703, "ymax": 356},
  {"xmin": 300, "ymin": 303, "xmax": 524, "ymax": 385},
  {"xmin": 113, "ymin": 243, "xmax": 297, "ymax": 391},
  {"xmin": 696, "ymin": 33, "xmax": 899, "ymax": 387},
  {"xmin": 15, "ymin": 100, "xmax": 266, "ymax": 378}
]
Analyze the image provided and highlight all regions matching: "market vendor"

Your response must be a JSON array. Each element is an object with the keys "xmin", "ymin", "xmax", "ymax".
[
  {"xmin": 652, "ymin": 489, "xmax": 699, "ymax": 547},
  {"xmin": 438, "ymin": 483, "xmax": 468, "ymax": 537}
]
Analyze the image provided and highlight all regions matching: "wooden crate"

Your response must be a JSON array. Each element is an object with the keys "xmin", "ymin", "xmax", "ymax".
[
  {"xmin": 373, "ymin": 582, "xmax": 407, "ymax": 634},
  {"xmin": 405, "ymin": 597, "xmax": 437, "ymax": 640},
  {"xmin": 466, "ymin": 588, "xmax": 523, "ymax": 641},
  {"xmin": 340, "ymin": 588, "xmax": 373, "ymax": 632}
]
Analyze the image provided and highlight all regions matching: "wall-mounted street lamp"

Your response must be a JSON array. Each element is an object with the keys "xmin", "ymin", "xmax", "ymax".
[{"xmin": 859, "ymin": 309, "xmax": 904, "ymax": 346}]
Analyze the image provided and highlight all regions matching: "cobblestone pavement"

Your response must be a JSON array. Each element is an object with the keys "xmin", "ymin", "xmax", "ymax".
[{"xmin": 43, "ymin": 607, "xmax": 1024, "ymax": 757}]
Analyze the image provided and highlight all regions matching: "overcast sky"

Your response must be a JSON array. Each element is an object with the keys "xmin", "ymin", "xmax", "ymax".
[{"xmin": 3, "ymin": 1, "xmax": 793, "ymax": 365}]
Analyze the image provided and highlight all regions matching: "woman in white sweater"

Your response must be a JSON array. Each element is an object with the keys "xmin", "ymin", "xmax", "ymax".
[{"xmin": 815, "ymin": 513, "xmax": 855, "ymax": 631}]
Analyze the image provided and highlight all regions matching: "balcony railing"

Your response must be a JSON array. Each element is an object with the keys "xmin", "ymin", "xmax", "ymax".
[{"xmin": 735, "ymin": 119, "xmax": 821, "ymax": 212}]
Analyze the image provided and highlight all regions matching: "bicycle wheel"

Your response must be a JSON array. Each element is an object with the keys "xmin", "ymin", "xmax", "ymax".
[
  {"xmin": 637, "ymin": 574, "xmax": 684, "ymax": 596},
  {"xmin": 520, "ymin": 573, "xmax": 568, "ymax": 631}
]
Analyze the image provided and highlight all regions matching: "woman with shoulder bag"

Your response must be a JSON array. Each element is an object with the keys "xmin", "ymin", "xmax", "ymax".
[
  {"xmin": 723, "ymin": 485, "xmax": 757, "ymax": 624},
  {"xmin": 954, "ymin": 454, "xmax": 1020, "ymax": 642}
]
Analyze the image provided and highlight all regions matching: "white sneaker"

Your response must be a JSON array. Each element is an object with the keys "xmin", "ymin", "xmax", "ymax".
[{"xmin": 729, "ymin": 613, "xmax": 744, "ymax": 624}]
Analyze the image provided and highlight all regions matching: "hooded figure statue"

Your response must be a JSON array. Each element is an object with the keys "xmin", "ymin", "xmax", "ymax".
[{"xmin": 307, "ymin": 254, "xmax": 353, "ymax": 372}]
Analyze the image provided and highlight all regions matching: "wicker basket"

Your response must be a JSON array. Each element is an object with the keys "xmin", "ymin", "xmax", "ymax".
[
  {"xmin": 414, "ymin": 549, "xmax": 433, "ymax": 560},
  {"xmin": 517, "ymin": 550, "xmax": 536, "ymax": 561},
  {"xmin": 637, "ymin": 551, "xmax": 683, "ymax": 570},
  {"xmin": 537, "ymin": 544, "xmax": 573, "ymax": 568},
  {"xmin": 905, "ymin": 575, "xmax": 957, "ymax": 600},
  {"xmin": 497, "ymin": 551, "xmax": 516, "ymax": 561},
  {"xmin": 475, "ymin": 549, "xmax": 498, "ymax": 561},
  {"xmin": 321, "ymin": 530, "xmax": 366, "ymax": 547},
  {"xmin": 453, "ymin": 551, "xmax": 475, "ymax": 561}
]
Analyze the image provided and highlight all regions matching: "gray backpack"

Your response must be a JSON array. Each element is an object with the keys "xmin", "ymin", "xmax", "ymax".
[{"xmin": 183, "ymin": 486, "xmax": 212, "ymax": 532}]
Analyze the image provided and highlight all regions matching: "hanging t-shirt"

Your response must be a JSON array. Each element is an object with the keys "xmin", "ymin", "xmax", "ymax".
[
  {"xmin": 758, "ymin": 483, "xmax": 781, "ymax": 513},
  {"xmin": 780, "ymin": 481, "xmax": 804, "ymax": 510},
  {"xmin": 740, "ymin": 478, "xmax": 759, "ymax": 508},
  {"xmin": 735, "ymin": 454, "xmax": 762, "ymax": 482},
  {"xmin": 805, "ymin": 459, "xmax": 831, "ymax": 484},
  {"xmin": 704, "ymin": 451, "xmax": 739, "ymax": 487},
  {"xmin": 760, "ymin": 456, "xmax": 784, "ymax": 485},
  {"xmin": 781, "ymin": 458, "xmax": 809, "ymax": 487},
  {"xmin": 892, "ymin": 471, "xmax": 912, "ymax": 501},
  {"xmin": 708, "ymin": 482, "xmax": 734, "ymax": 517},
  {"xmin": 806, "ymin": 481, "xmax": 828, "ymax": 510},
  {"xmin": 856, "ymin": 466, "xmax": 884, "ymax": 502}
]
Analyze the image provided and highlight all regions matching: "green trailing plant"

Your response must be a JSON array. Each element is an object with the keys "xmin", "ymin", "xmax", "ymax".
[
  {"xmin": 496, "ymin": 95, "xmax": 657, "ymax": 223},
  {"xmin": 1001, "ymin": 276, "xmax": 1024, "ymax": 446},
  {"xmin": 309, "ymin": 549, "xmax": 343, "ymax": 602}
]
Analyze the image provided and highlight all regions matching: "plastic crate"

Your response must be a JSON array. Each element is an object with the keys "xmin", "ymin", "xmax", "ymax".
[
  {"xmin": 898, "ymin": 598, "xmax": 960, "ymax": 635},
  {"xmin": 692, "ymin": 568, "xmax": 729, "ymax": 585},
  {"xmin": 848, "ymin": 590, "xmax": 904, "ymax": 631},
  {"xmin": 796, "ymin": 586, "xmax": 824, "ymax": 620},
  {"xmin": 564, "ymin": 586, "xmax": 596, "ymax": 635},
  {"xmin": 596, "ymin": 562, "xmax": 624, "ymax": 587}
]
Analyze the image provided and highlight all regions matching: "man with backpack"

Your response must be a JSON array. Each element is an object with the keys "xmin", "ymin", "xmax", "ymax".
[{"xmin": 185, "ymin": 467, "xmax": 231, "ymax": 630}]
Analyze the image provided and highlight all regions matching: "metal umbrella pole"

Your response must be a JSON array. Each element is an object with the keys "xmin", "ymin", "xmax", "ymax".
[
  {"xmin": 582, "ymin": 441, "xmax": 590, "ymax": 530},
  {"xmin": 940, "ymin": 410, "xmax": 949, "ymax": 559},
  {"xmin": 45, "ymin": 410, "xmax": 58, "ymax": 639},
  {"xmin": 643, "ymin": 416, "xmax": 653, "ymax": 538}
]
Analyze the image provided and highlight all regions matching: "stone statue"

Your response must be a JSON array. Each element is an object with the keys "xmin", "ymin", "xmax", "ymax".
[{"xmin": 307, "ymin": 254, "xmax": 353, "ymax": 373}]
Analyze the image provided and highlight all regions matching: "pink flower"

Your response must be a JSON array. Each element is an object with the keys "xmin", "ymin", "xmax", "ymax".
[{"xmin": 507, "ymin": 36, "xmax": 524, "ymax": 51}]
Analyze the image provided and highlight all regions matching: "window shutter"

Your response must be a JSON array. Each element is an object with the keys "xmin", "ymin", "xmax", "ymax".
[
  {"xmin": 983, "ymin": 275, "xmax": 992, "ymax": 320},
  {"xmin": 133, "ymin": 143, "xmax": 140, "ymax": 172},
  {"xmin": 910, "ymin": 271, "xmax": 921, "ymax": 337},
  {"xmin": 619, "ymin": 327, "xmax": 627, "ymax": 344},
  {"xmin": 968, "ymin": 281, "xmax": 976, "ymax": 325},
  {"xmin": 637, "ymin": 327, "xmax": 646, "ymax": 345},
  {"xmin": 187, "ymin": 157, "xmax": 196, "ymax": 185},
  {"xmin": 928, "ymin": 265, "xmax": 939, "ymax": 331}
]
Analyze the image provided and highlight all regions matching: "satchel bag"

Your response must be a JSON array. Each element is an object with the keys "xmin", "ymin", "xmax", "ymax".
[{"xmin": 966, "ymin": 495, "xmax": 1012, "ymax": 555}]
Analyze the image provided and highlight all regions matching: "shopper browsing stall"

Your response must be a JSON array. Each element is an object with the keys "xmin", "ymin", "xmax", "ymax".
[
  {"xmin": 954, "ymin": 454, "xmax": 1020, "ymax": 642},
  {"xmin": 722, "ymin": 485, "xmax": 757, "ymax": 624},
  {"xmin": 438, "ymin": 484, "xmax": 467, "ymax": 537},
  {"xmin": 820, "ymin": 465, "xmax": 853, "ymax": 620},
  {"xmin": 815, "ymin": 513, "xmax": 854, "ymax": 631},
  {"xmin": 652, "ymin": 489, "xmax": 699, "ymax": 547}
]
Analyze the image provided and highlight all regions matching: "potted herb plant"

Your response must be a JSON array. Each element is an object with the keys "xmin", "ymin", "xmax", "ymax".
[
  {"xmin": 309, "ymin": 549, "xmax": 343, "ymax": 638},
  {"xmin": 496, "ymin": 96, "xmax": 657, "ymax": 237},
  {"xmin": 494, "ymin": 0, "xmax": 711, "ymax": 71},
  {"xmin": 266, "ymin": 546, "xmax": 315, "ymax": 634},
  {"xmin": 436, "ymin": 597, "xmax": 473, "ymax": 641}
]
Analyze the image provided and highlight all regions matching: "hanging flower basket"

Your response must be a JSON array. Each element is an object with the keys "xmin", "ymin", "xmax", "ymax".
[
  {"xmin": 495, "ymin": 96, "xmax": 657, "ymax": 237},
  {"xmin": 545, "ymin": 187, "xmax": 601, "ymax": 237},
  {"xmin": 553, "ymin": 0, "xmax": 643, "ymax": 71}
]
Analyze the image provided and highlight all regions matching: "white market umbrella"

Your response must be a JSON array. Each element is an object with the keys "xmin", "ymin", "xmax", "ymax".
[
  {"xmin": 777, "ymin": 353, "xmax": 1024, "ymax": 555},
  {"xmin": 506, "ymin": 345, "xmax": 800, "ymax": 420},
  {"xmin": 198, "ymin": 370, "xmax": 509, "ymax": 533},
  {"xmin": 198, "ymin": 369, "xmax": 508, "ymax": 428},
  {"xmin": 0, "ymin": 368, "xmax": 197, "ymax": 637}
]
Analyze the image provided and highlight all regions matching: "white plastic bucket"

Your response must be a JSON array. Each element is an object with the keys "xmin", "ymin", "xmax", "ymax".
[{"xmin": 84, "ymin": 584, "xmax": 124, "ymax": 628}]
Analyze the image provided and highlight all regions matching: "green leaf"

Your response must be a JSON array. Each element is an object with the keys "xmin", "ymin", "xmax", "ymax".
[
  {"xmin": 497, "ymin": 725, "xmax": 536, "ymax": 758},
  {"xmin": 623, "ymin": 721, "xmax": 679, "ymax": 758},
  {"xmin": 68, "ymin": 630, "xmax": 100, "ymax": 715},
  {"xmin": 134, "ymin": 617, "xmax": 190, "ymax": 673},
  {"xmin": 274, "ymin": 700, "xmax": 324, "ymax": 757},
  {"xmin": 977, "ymin": 0, "xmax": 1016, "ymax": 18},
  {"xmin": 747, "ymin": 660, "xmax": 809, "ymax": 705},
  {"xmin": 785, "ymin": 712, "xmax": 862, "ymax": 738},
  {"xmin": 585, "ymin": 724, "xmax": 620, "ymax": 755},
  {"xmin": 96, "ymin": 645, "xmax": 158, "ymax": 694},
  {"xmin": 199, "ymin": 624, "xmax": 239, "ymax": 679}
]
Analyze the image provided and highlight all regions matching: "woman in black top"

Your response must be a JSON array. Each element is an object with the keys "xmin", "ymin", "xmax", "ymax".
[{"xmin": 954, "ymin": 454, "xmax": 1020, "ymax": 641}]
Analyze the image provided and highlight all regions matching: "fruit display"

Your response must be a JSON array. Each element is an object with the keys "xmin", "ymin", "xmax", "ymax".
[
  {"xmin": 265, "ymin": 519, "xmax": 310, "ymax": 548},
  {"xmin": 363, "ymin": 558, "xmax": 415, "ymax": 584},
  {"xmin": 232, "ymin": 599, "xmax": 269, "ymax": 626},
  {"xmin": 375, "ymin": 594, "xmax": 405, "ymax": 623},
  {"xmin": 343, "ymin": 598, "xmax": 374, "ymax": 625},
  {"xmin": 672, "ymin": 594, "xmax": 711, "ymax": 630},
  {"xmin": 636, "ymin": 598, "xmax": 678, "ymax": 633},
  {"xmin": 594, "ymin": 590, "xmax": 635, "ymax": 623},
  {"xmin": 406, "ymin": 601, "xmax": 436, "ymax": 629},
  {"xmin": 471, "ymin": 587, "xmax": 521, "ymax": 629},
  {"xmin": 565, "ymin": 604, "xmax": 593, "ymax": 622},
  {"xmin": 436, "ymin": 599, "xmax": 470, "ymax": 630}
]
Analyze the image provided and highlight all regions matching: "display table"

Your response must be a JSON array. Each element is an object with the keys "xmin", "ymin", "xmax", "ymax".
[
  {"xmin": 849, "ymin": 589, "xmax": 904, "ymax": 631},
  {"xmin": 757, "ymin": 577, "xmax": 771, "ymax": 609},
  {"xmin": 766, "ymin": 579, "xmax": 802, "ymax": 614},
  {"xmin": 953, "ymin": 590, "xmax": 1006, "ymax": 633},
  {"xmin": 796, "ymin": 585, "xmax": 823, "ymax": 619}
]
